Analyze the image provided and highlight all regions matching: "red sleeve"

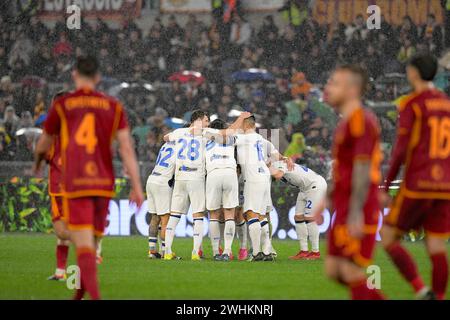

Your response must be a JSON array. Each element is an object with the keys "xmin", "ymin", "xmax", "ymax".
[
  {"xmin": 385, "ymin": 102, "xmax": 415, "ymax": 188},
  {"xmin": 44, "ymin": 101, "xmax": 61, "ymax": 136},
  {"xmin": 117, "ymin": 103, "xmax": 128, "ymax": 130}
]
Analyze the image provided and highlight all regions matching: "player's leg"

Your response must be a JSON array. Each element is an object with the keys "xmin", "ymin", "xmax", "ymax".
[
  {"xmin": 259, "ymin": 214, "xmax": 272, "ymax": 258},
  {"xmin": 164, "ymin": 181, "xmax": 188, "ymax": 259},
  {"xmin": 188, "ymin": 179, "xmax": 206, "ymax": 260},
  {"xmin": 206, "ymin": 173, "xmax": 222, "ymax": 258},
  {"xmin": 219, "ymin": 172, "xmax": 239, "ymax": 261},
  {"xmin": 425, "ymin": 235, "xmax": 448, "ymax": 300},
  {"xmin": 209, "ymin": 210, "xmax": 221, "ymax": 258},
  {"xmin": 304, "ymin": 182, "xmax": 326, "ymax": 260},
  {"xmin": 66, "ymin": 197, "xmax": 100, "ymax": 300},
  {"xmin": 222, "ymin": 207, "xmax": 236, "ymax": 259},
  {"xmin": 95, "ymin": 237, "xmax": 103, "ymax": 264},
  {"xmin": 219, "ymin": 210, "xmax": 225, "ymax": 254},
  {"xmin": 339, "ymin": 259, "xmax": 384, "ymax": 300},
  {"xmin": 49, "ymin": 196, "xmax": 70, "ymax": 280},
  {"xmin": 381, "ymin": 196, "xmax": 430, "ymax": 298},
  {"xmin": 159, "ymin": 213, "xmax": 170, "ymax": 256},
  {"xmin": 235, "ymin": 206, "xmax": 248, "ymax": 260},
  {"xmin": 423, "ymin": 200, "xmax": 450, "ymax": 300},
  {"xmin": 146, "ymin": 182, "xmax": 160, "ymax": 258},
  {"xmin": 246, "ymin": 211, "xmax": 263, "ymax": 260},
  {"xmin": 148, "ymin": 214, "xmax": 161, "ymax": 259},
  {"xmin": 291, "ymin": 192, "xmax": 310, "ymax": 259}
]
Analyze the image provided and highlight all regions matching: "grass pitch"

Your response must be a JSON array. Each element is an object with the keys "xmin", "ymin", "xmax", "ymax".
[{"xmin": 0, "ymin": 233, "xmax": 447, "ymax": 299}]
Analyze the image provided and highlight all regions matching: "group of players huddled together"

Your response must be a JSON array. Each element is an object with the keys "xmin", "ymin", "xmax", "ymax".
[
  {"xmin": 33, "ymin": 51, "xmax": 448, "ymax": 300},
  {"xmin": 145, "ymin": 109, "xmax": 327, "ymax": 262}
]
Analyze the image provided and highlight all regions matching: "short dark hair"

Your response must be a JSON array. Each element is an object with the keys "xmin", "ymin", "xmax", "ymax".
[
  {"xmin": 336, "ymin": 64, "xmax": 369, "ymax": 95},
  {"xmin": 243, "ymin": 114, "xmax": 256, "ymax": 127},
  {"xmin": 53, "ymin": 90, "xmax": 68, "ymax": 101},
  {"xmin": 75, "ymin": 56, "xmax": 99, "ymax": 78},
  {"xmin": 408, "ymin": 54, "xmax": 438, "ymax": 81},
  {"xmin": 190, "ymin": 110, "xmax": 209, "ymax": 123},
  {"xmin": 209, "ymin": 119, "xmax": 227, "ymax": 130}
]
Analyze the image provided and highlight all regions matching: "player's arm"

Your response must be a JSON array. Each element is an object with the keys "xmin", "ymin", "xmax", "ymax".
[
  {"xmin": 347, "ymin": 115, "xmax": 378, "ymax": 238},
  {"xmin": 265, "ymin": 139, "xmax": 294, "ymax": 171},
  {"xmin": 33, "ymin": 132, "xmax": 54, "ymax": 175},
  {"xmin": 269, "ymin": 165, "xmax": 285, "ymax": 180},
  {"xmin": 116, "ymin": 128, "xmax": 144, "ymax": 207},
  {"xmin": 34, "ymin": 101, "xmax": 60, "ymax": 175},
  {"xmin": 348, "ymin": 160, "xmax": 371, "ymax": 238},
  {"xmin": 384, "ymin": 103, "xmax": 415, "ymax": 189}
]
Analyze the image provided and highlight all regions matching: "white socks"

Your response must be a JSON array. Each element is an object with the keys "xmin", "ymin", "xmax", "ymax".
[
  {"xmin": 295, "ymin": 221, "xmax": 308, "ymax": 252},
  {"xmin": 209, "ymin": 219, "xmax": 221, "ymax": 255},
  {"xmin": 165, "ymin": 214, "xmax": 181, "ymax": 255},
  {"xmin": 192, "ymin": 218, "xmax": 204, "ymax": 255},
  {"xmin": 248, "ymin": 218, "xmax": 261, "ymax": 255},
  {"xmin": 148, "ymin": 236, "xmax": 157, "ymax": 252},
  {"xmin": 306, "ymin": 221, "xmax": 320, "ymax": 252},
  {"xmin": 219, "ymin": 221, "xmax": 225, "ymax": 248},
  {"xmin": 236, "ymin": 220, "xmax": 247, "ymax": 249},
  {"xmin": 224, "ymin": 219, "xmax": 235, "ymax": 255},
  {"xmin": 260, "ymin": 219, "xmax": 271, "ymax": 255}
]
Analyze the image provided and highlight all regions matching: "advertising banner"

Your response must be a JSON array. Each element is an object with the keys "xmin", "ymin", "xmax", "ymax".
[
  {"xmin": 312, "ymin": 0, "xmax": 444, "ymax": 25},
  {"xmin": 37, "ymin": 0, "xmax": 143, "ymax": 19},
  {"xmin": 160, "ymin": 0, "xmax": 211, "ymax": 13}
]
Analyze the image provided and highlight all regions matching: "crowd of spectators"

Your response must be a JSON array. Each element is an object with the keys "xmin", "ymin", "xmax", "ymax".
[{"xmin": 0, "ymin": 7, "xmax": 448, "ymax": 176}]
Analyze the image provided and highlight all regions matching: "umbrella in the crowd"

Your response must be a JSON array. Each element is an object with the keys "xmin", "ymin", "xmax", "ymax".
[
  {"xmin": 169, "ymin": 70, "xmax": 205, "ymax": 85},
  {"xmin": 107, "ymin": 81, "xmax": 155, "ymax": 97},
  {"xmin": 15, "ymin": 127, "xmax": 43, "ymax": 137},
  {"xmin": 231, "ymin": 68, "xmax": 274, "ymax": 82},
  {"xmin": 164, "ymin": 117, "xmax": 187, "ymax": 129}
]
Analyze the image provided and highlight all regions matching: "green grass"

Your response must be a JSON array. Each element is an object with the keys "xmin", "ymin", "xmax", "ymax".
[{"xmin": 0, "ymin": 233, "xmax": 447, "ymax": 299}]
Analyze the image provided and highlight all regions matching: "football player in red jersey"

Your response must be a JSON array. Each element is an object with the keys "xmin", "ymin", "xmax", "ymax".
[
  {"xmin": 381, "ymin": 54, "xmax": 450, "ymax": 300},
  {"xmin": 323, "ymin": 65, "xmax": 385, "ymax": 300},
  {"xmin": 34, "ymin": 56, "xmax": 144, "ymax": 300},
  {"xmin": 46, "ymin": 91, "xmax": 71, "ymax": 281}
]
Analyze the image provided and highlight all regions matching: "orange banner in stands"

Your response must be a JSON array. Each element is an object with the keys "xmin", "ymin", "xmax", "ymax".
[{"xmin": 312, "ymin": 0, "xmax": 444, "ymax": 25}]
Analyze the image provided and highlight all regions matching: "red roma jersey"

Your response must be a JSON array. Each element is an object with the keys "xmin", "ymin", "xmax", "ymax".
[
  {"xmin": 47, "ymin": 136, "xmax": 62, "ymax": 196},
  {"xmin": 386, "ymin": 89, "xmax": 450, "ymax": 199},
  {"xmin": 332, "ymin": 107, "xmax": 383, "ymax": 226},
  {"xmin": 44, "ymin": 88, "xmax": 128, "ymax": 198}
]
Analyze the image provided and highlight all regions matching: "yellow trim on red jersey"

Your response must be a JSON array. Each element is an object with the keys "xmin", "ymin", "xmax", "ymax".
[
  {"xmin": 68, "ymin": 224, "xmax": 94, "ymax": 231},
  {"xmin": 63, "ymin": 189, "xmax": 115, "ymax": 199},
  {"xmin": 425, "ymin": 231, "xmax": 450, "ymax": 239},
  {"xmin": 402, "ymin": 188, "xmax": 450, "ymax": 200}
]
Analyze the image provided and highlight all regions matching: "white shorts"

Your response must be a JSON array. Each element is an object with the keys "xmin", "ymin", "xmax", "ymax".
[
  {"xmin": 295, "ymin": 177, "xmax": 327, "ymax": 217},
  {"xmin": 146, "ymin": 181, "xmax": 172, "ymax": 216},
  {"xmin": 206, "ymin": 168, "xmax": 239, "ymax": 210},
  {"xmin": 265, "ymin": 179, "xmax": 273, "ymax": 213},
  {"xmin": 243, "ymin": 181, "xmax": 271, "ymax": 215},
  {"xmin": 171, "ymin": 179, "xmax": 206, "ymax": 214}
]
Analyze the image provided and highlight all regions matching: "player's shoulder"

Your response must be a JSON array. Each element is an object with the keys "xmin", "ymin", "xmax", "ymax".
[
  {"xmin": 348, "ymin": 107, "xmax": 379, "ymax": 137},
  {"xmin": 94, "ymin": 90, "xmax": 123, "ymax": 109}
]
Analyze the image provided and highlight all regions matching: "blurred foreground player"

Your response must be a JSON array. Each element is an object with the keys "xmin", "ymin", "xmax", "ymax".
[
  {"xmin": 34, "ymin": 56, "xmax": 144, "ymax": 299},
  {"xmin": 324, "ymin": 65, "xmax": 385, "ymax": 300},
  {"xmin": 381, "ymin": 54, "xmax": 450, "ymax": 300},
  {"xmin": 46, "ymin": 91, "xmax": 71, "ymax": 281}
]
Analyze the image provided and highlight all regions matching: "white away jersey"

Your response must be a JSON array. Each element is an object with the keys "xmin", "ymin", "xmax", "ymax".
[
  {"xmin": 205, "ymin": 135, "xmax": 237, "ymax": 173},
  {"xmin": 235, "ymin": 132, "xmax": 270, "ymax": 183},
  {"xmin": 272, "ymin": 161, "xmax": 324, "ymax": 191},
  {"xmin": 167, "ymin": 128, "xmax": 207, "ymax": 181},
  {"xmin": 148, "ymin": 141, "xmax": 176, "ymax": 185}
]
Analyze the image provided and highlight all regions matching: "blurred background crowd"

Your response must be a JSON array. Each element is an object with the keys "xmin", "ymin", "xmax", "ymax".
[{"xmin": 1, "ymin": 0, "xmax": 450, "ymax": 179}]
